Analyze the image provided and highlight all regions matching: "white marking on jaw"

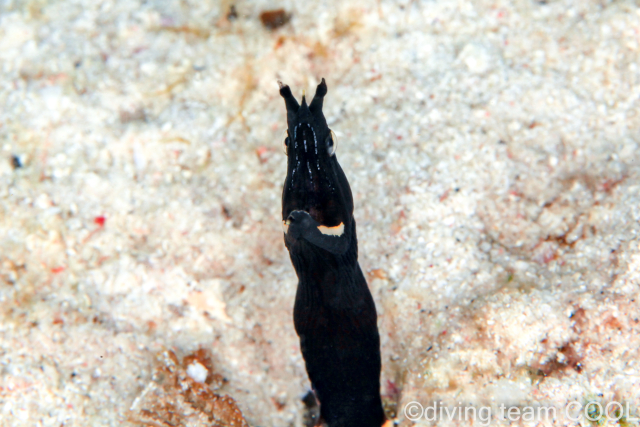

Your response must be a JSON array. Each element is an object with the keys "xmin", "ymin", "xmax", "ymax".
[
  {"xmin": 307, "ymin": 161, "xmax": 312, "ymax": 175},
  {"xmin": 282, "ymin": 220, "xmax": 289, "ymax": 234},
  {"xmin": 304, "ymin": 139, "xmax": 307, "ymax": 152},
  {"xmin": 317, "ymin": 222, "xmax": 345, "ymax": 236}
]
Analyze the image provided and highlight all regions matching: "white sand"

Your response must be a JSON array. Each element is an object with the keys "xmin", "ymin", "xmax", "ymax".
[{"xmin": 1, "ymin": 0, "xmax": 639, "ymax": 426}]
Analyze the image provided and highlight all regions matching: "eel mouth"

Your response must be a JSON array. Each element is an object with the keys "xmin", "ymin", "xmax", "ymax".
[{"xmin": 281, "ymin": 215, "xmax": 345, "ymax": 237}]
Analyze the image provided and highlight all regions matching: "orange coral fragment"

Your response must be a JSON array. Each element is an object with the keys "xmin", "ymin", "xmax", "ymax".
[{"xmin": 130, "ymin": 350, "xmax": 249, "ymax": 427}]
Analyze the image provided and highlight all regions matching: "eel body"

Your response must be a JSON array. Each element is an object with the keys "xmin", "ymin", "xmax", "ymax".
[{"xmin": 279, "ymin": 79, "xmax": 385, "ymax": 427}]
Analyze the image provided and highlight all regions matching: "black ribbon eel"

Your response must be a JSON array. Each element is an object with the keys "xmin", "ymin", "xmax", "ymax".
[{"xmin": 279, "ymin": 79, "xmax": 385, "ymax": 427}]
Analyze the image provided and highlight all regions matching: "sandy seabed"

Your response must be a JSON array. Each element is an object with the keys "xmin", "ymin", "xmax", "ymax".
[{"xmin": 1, "ymin": 0, "xmax": 639, "ymax": 426}]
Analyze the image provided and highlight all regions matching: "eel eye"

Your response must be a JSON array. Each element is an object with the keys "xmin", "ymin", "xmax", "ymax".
[
  {"xmin": 327, "ymin": 130, "xmax": 337, "ymax": 156},
  {"xmin": 283, "ymin": 132, "xmax": 290, "ymax": 155}
]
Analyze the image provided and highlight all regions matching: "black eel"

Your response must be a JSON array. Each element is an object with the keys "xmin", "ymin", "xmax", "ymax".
[{"xmin": 279, "ymin": 79, "xmax": 385, "ymax": 427}]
